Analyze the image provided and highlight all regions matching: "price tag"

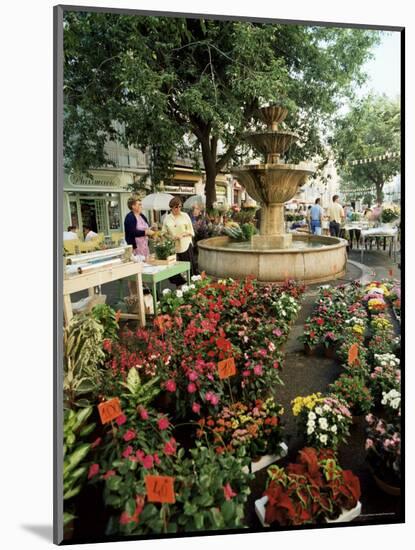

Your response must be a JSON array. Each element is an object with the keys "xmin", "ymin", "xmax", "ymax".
[
  {"xmin": 145, "ymin": 475, "xmax": 175, "ymax": 504},
  {"xmin": 98, "ymin": 398, "xmax": 122, "ymax": 424},
  {"xmin": 218, "ymin": 357, "xmax": 236, "ymax": 379},
  {"xmin": 348, "ymin": 343, "xmax": 359, "ymax": 366}
]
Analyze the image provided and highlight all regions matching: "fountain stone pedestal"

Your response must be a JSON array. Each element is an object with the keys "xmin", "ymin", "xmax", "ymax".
[{"xmin": 253, "ymin": 202, "xmax": 292, "ymax": 249}]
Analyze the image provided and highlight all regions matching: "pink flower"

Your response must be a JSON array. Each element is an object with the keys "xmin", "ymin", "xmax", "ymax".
[
  {"xmin": 253, "ymin": 364, "xmax": 263, "ymax": 376},
  {"xmin": 116, "ymin": 414, "xmax": 127, "ymax": 426},
  {"xmin": 223, "ymin": 482, "xmax": 237, "ymax": 501},
  {"xmin": 139, "ymin": 407, "xmax": 149, "ymax": 420},
  {"xmin": 273, "ymin": 361, "xmax": 280, "ymax": 369},
  {"xmin": 123, "ymin": 429, "xmax": 136, "ymax": 442},
  {"xmin": 153, "ymin": 453, "xmax": 161, "ymax": 465},
  {"xmin": 88, "ymin": 463, "xmax": 100, "ymax": 479},
  {"xmin": 210, "ymin": 394, "xmax": 219, "ymax": 406},
  {"xmin": 273, "ymin": 328, "xmax": 283, "ymax": 337},
  {"xmin": 188, "ymin": 371, "xmax": 198, "ymax": 381},
  {"xmin": 157, "ymin": 417, "xmax": 170, "ymax": 430},
  {"xmin": 258, "ymin": 349, "xmax": 267, "ymax": 357},
  {"xmin": 375, "ymin": 421, "xmax": 386, "ymax": 434},
  {"xmin": 119, "ymin": 511, "xmax": 138, "ymax": 525},
  {"xmin": 365, "ymin": 413, "xmax": 375, "ymax": 424},
  {"xmin": 205, "ymin": 391, "xmax": 213, "ymax": 402},
  {"xmin": 165, "ymin": 379, "xmax": 177, "ymax": 392},
  {"xmin": 164, "ymin": 437, "xmax": 177, "ymax": 456},
  {"xmin": 135, "ymin": 449, "xmax": 145, "ymax": 462},
  {"xmin": 192, "ymin": 402, "xmax": 201, "ymax": 414},
  {"xmin": 122, "ymin": 445, "xmax": 133, "ymax": 458},
  {"xmin": 103, "ymin": 470, "xmax": 116, "ymax": 480},
  {"xmin": 365, "ymin": 438, "xmax": 374, "ymax": 450},
  {"xmin": 91, "ymin": 437, "xmax": 102, "ymax": 449},
  {"xmin": 142, "ymin": 454, "xmax": 154, "ymax": 469},
  {"xmin": 187, "ymin": 382, "xmax": 197, "ymax": 393},
  {"xmin": 242, "ymin": 370, "xmax": 250, "ymax": 377}
]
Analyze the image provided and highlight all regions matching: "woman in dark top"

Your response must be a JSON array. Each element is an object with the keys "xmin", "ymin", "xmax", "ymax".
[{"xmin": 124, "ymin": 197, "xmax": 156, "ymax": 258}]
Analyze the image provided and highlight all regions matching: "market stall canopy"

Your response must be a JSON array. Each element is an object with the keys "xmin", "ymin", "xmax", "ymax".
[
  {"xmin": 183, "ymin": 194, "xmax": 206, "ymax": 210},
  {"xmin": 141, "ymin": 192, "xmax": 174, "ymax": 211}
]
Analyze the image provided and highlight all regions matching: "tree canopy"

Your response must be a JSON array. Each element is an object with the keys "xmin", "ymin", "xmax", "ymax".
[
  {"xmin": 330, "ymin": 94, "xmax": 401, "ymax": 204},
  {"xmin": 63, "ymin": 11, "xmax": 380, "ymax": 208}
]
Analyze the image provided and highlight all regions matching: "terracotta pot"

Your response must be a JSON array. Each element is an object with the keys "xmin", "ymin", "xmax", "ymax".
[
  {"xmin": 324, "ymin": 346, "xmax": 336, "ymax": 359},
  {"xmin": 373, "ymin": 473, "xmax": 401, "ymax": 496}
]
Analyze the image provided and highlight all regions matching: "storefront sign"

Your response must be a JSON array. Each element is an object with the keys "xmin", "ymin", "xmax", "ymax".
[{"xmin": 68, "ymin": 173, "xmax": 117, "ymax": 187}]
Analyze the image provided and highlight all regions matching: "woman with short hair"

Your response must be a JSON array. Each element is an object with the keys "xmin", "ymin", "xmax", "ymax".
[{"xmin": 124, "ymin": 197, "xmax": 155, "ymax": 258}]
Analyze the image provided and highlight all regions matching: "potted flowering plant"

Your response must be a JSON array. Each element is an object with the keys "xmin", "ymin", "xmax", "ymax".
[
  {"xmin": 381, "ymin": 206, "xmax": 400, "ymax": 224},
  {"xmin": 365, "ymin": 414, "xmax": 401, "ymax": 495},
  {"xmin": 291, "ymin": 393, "xmax": 352, "ymax": 449},
  {"xmin": 196, "ymin": 398, "xmax": 286, "ymax": 470},
  {"xmin": 369, "ymin": 354, "xmax": 400, "ymax": 406},
  {"xmin": 329, "ymin": 374, "xmax": 373, "ymax": 418},
  {"xmin": 256, "ymin": 447, "xmax": 361, "ymax": 526}
]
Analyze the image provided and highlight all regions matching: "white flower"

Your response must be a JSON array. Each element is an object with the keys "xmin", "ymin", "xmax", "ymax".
[
  {"xmin": 318, "ymin": 417, "xmax": 328, "ymax": 430},
  {"xmin": 337, "ymin": 414, "xmax": 343, "ymax": 421},
  {"xmin": 323, "ymin": 404, "xmax": 330, "ymax": 412},
  {"xmin": 307, "ymin": 426, "xmax": 315, "ymax": 435},
  {"xmin": 307, "ymin": 420, "xmax": 316, "ymax": 428},
  {"xmin": 331, "ymin": 425, "xmax": 338, "ymax": 433},
  {"xmin": 189, "ymin": 284, "xmax": 196, "ymax": 290},
  {"xmin": 315, "ymin": 407, "xmax": 323, "ymax": 416},
  {"xmin": 319, "ymin": 434, "xmax": 328, "ymax": 444},
  {"xmin": 181, "ymin": 284, "xmax": 189, "ymax": 293},
  {"xmin": 176, "ymin": 290, "xmax": 183, "ymax": 298},
  {"xmin": 308, "ymin": 412, "xmax": 316, "ymax": 420},
  {"xmin": 162, "ymin": 288, "xmax": 171, "ymax": 295},
  {"xmin": 191, "ymin": 275, "xmax": 201, "ymax": 281}
]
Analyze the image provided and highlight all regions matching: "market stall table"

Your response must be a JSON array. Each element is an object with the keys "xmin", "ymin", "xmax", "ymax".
[
  {"xmin": 359, "ymin": 227, "xmax": 398, "ymax": 263},
  {"xmin": 118, "ymin": 261, "xmax": 191, "ymax": 316},
  {"xmin": 64, "ymin": 256, "xmax": 146, "ymax": 326}
]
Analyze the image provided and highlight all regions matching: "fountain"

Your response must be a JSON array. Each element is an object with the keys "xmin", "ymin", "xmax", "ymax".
[{"xmin": 198, "ymin": 105, "xmax": 347, "ymax": 283}]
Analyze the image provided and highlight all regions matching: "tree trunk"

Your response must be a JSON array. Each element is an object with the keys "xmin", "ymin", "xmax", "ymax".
[
  {"xmin": 376, "ymin": 183, "xmax": 384, "ymax": 204},
  {"xmin": 205, "ymin": 168, "xmax": 217, "ymax": 211}
]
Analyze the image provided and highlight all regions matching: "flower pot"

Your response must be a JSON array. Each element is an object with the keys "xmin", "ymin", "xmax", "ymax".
[
  {"xmin": 242, "ymin": 442, "xmax": 288, "ymax": 474},
  {"xmin": 324, "ymin": 346, "xmax": 337, "ymax": 359},
  {"xmin": 372, "ymin": 473, "xmax": 401, "ymax": 496},
  {"xmin": 255, "ymin": 496, "xmax": 361, "ymax": 527},
  {"xmin": 304, "ymin": 343, "xmax": 316, "ymax": 356}
]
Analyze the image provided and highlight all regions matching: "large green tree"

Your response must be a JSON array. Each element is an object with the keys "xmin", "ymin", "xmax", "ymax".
[
  {"xmin": 63, "ymin": 11, "xmax": 379, "ymax": 208},
  {"xmin": 330, "ymin": 94, "xmax": 401, "ymax": 204}
]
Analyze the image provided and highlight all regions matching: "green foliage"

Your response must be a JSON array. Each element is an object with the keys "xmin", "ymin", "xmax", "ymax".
[
  {"xmin": 120, "ymin": 367, "xmax": 161, "ymax": 409},
  {"xmin": 63, "ymin": 406, "xmax": 95, "ymax": 507},
  {"xmin": 330, "ymin": 94, "xmax": 400, "ymax": 203},
  {"xmin": 154, "ymin": 236, "xmax": 176, "ymax": 259},
  {"xmin": 63, "ymin": 13, "xmax": 379, "ymax": 208},
  {"xmin": 91, "ymin": 304, "xmax": 120, "ymax": 340},
  {"xmin": 64, "ymin": 313, "xmax": 106, "ymax": 409}
]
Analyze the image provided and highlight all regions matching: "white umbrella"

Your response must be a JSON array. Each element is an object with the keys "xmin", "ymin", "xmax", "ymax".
[
  {"xmin": 182, "ymin": 194, "xmax": 206, "ymax": 210},
  {"xmin": 141, "ymin": 192, "xmax": 174, "ymax": 211}
]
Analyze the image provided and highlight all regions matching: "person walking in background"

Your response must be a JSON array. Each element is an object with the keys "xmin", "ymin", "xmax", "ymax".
[
  {"xmin": 310, "ymin": 198, "xmax": 323, "ymax": 235},
  {"xmin": 162, "ymin": 197, "xmax": 196, "ymax": 286},
  {"xmin": 124, "ymin": 196, "xmax": 155, "ymax": 258},
  {"xmin": 327, "ymin": 195, "xmax": 345, "ymax": 237}
]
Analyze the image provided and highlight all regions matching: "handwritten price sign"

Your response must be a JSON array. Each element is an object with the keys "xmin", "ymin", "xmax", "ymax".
[
  {"xmin": 347, "ymin": 343, "xmax": 359, "ymax": 366},
  {"xmin": 218, "ymin": 357, "xmax": 236, "ymax": 379},
  {"xmin": 98, "ymin": 398, "xmax": 122, "ymax": 424},
  {"xmin": 145, "ymin": 475, "xmax": 175, "ymax": 504}
]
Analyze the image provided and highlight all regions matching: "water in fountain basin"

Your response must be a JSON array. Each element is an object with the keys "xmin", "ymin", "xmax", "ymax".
[{"xmin": 220, "ymin": 239, "xmax": 325, "ymax": 251}]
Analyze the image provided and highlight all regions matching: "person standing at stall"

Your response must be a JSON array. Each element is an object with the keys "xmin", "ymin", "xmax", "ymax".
[
  {"xmin": 310, "ymin": 198, "xmax": 323, "ymax": 235},
  {"xmin": 124, "ymin": 196, "xmax": 155, "ymax": 258},
  {"xmin": 162, "ymin": 197, "xmax": 196, "ymax": 286},
  {"xmin": 327, "ymin": 195, "xmax": 345, "ymax": 237}
]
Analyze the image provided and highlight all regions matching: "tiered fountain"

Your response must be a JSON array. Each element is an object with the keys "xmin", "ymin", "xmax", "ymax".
[{"xmin": 198, "ymin": 105, "xmax": 347, "ymax": 283}]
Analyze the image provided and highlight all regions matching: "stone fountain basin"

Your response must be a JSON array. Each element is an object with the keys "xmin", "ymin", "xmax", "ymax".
[{"xmin": 197, "ymin": 234, "xmax": 348, "ymax": 284}]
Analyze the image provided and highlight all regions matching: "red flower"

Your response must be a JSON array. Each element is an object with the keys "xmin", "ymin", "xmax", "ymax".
[
  {"xmin": 88, "ymin": 463, "xmax": 100, "ymax": 479},
  {"xmin": 119, "ymin": 511, "xmax": 138, "ymax": 525},
  {"xmin": 103, "ymin": 470, "xmax": 116, "ymax": 480},
  {"xmin": 135, "ymin": 449, "xmax": 145, "ymax": 462},
  {"xmin": 102, "ymin": 339, "xmax": 112, "ymax": 353},
  {"xmin": 216, "ymin": 336, "xmax": 232, "ymax": 352},
  {"xmin": 164, "ymin": 437, "xmax": 177, "ymax": 456},
  {"xmin": 315, "ymin": 318, "xmax": 324, "ymax": 326},
  {"xmin": 223, "ymin": 483, "xmax": 237, "ymax": 501},
  {"xmin": 116, "ymin": 414, "xmax": 127, "ymax": 426},
  {"xmin": 122, "ymin": 445, "xmax": 133, "ymax": 458},
  {"xmin": 192, "ymin": 402, "xmax": 201, "ymax": 414},
  {"xmin": 123, "ymin": 429, "xmax": 136, "ymax": 442},
  {"xmin": 153, "ymin": 453, "xmax": 161, "ymax": 465},
  {"xmin": 138, "ymin": 407, "xmax": 149, "ymax": 420},
  {"xmin": 187, "ymin": 382, "xmax": 197, "ymax": 393},
  {"xmin": 157, "ymin": 417, "xmax": 170, "ymax": 430},
  {"xmin": 165, "ymin": 379, "xmax": 177, "ymax": 392},
  {"xmin": 142, "ymin": 454, "xmax": 154, "ymax": 469}
]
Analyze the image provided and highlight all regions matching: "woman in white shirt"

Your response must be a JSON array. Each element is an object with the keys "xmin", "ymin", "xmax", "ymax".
[{"xmin": 162, "ymin": 196, "xmax": 196, "ymax": 286}]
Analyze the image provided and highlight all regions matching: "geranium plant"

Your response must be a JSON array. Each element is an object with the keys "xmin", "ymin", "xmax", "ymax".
[
  {"xmin": 263, "ymin": 447, "xmax": 361, "ymax": 526},
  {"xmin": 365, "ymin": 414, "xmax": 401, "ymax": 487},
  {"xmin": 329, "ymin": 374, "xmax": 373, "ymax": 416}
]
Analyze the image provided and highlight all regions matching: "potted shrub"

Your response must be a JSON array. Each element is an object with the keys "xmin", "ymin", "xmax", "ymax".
[
  {"xmin": 365, "ymin": 414, "xmax": 401, "ymax": 495},
  {"xmin": 256, "ymin": 447, "xmax": 361, "ymax": 526},
  {"xmin": 196, "ymin": 397, "xmax": 287, "ymax": 472},
  {"xmin": 329, "ymin": 374, "xmax": 373, "ymax": 420},
  {"xmin": 291, "ymin": 393, "xmax": 352, "ymax": 449}
]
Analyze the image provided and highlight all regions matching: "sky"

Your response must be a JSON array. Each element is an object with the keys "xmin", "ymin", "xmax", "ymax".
[{"xmin": 357, "ymin": 30, "xmax": 401, "ymax": 99}]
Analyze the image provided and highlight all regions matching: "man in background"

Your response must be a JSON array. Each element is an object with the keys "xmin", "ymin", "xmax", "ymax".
[
  {"xmin": 328, "ymin": 195, "xmax": 345, "ymax": 237},
  {"xmin": 63, "ymin": 225, "xmax": 78, "ymax": 240},
  {"xmin": 310, "ymin": 198, "xmax": 323, "ymax": 235},
  {"xmin": 83, "ymin": 225, "xmax": 98, "ymax": 241}
]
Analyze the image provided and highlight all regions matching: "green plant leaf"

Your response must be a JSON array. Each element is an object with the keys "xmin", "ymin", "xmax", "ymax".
[
  {"xmin": 126, "ymin": 498, "xmax": 136, "ymax": 516},
  {"xmin": 221, "ymin": 500, "xmax": 236, "ymax": 524},
  {"xmin": 63, "ymin": 443, "xmax": 90, "ymax": 475}
]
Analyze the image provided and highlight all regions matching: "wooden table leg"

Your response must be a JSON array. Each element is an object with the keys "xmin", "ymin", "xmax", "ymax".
[
  {"xmin": 63, "ymin": 294, "xmax": 73, "ymax": 326},
  {"xmin": 136, "ymin": 273, "xmax": 146, "ymax": 327}
]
